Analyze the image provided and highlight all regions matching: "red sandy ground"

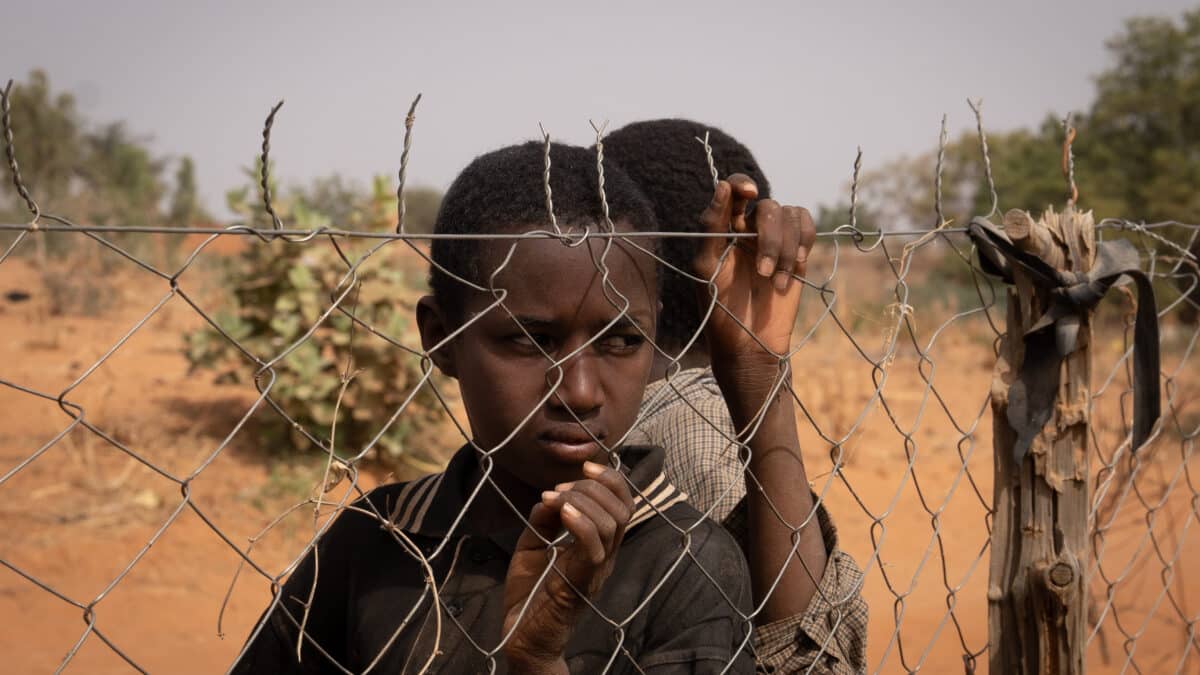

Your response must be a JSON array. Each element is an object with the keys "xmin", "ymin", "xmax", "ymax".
[{"xmin": 1, "ymin": 243, "xmax": 1196, "ymax": 673}]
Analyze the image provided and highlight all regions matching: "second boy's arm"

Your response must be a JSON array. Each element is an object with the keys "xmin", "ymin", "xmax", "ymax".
[{"xmin": 694, "ymin": 175, "xmax": 827, "ymax": 624}]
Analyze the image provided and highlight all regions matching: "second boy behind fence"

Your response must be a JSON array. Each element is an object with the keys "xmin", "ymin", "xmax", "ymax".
[
  {"xmin": 607, "ymin": 119, "xmax": 867, "ymax": 673},
  {"xmin": 233, "ymin": 140, "xmax": 816, "ymax": 673}
]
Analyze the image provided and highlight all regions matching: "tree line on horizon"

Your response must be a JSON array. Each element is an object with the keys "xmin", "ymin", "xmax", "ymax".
[
  {"xmin": 0, "ymin": 71, "xmax": 442, "ymax": 238},
  {"xmin": 3, "ymin": 9, "xmax": 1199, "ymax": 245},
  {"xmin": 814, "ymin": 9, "xmax": 1200, "ymax": 241}
]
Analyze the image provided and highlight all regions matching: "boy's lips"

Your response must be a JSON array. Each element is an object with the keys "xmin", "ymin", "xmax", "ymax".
[{"xmin": 537, "ymin": 427, "xmax": 605, "ymax": 463}]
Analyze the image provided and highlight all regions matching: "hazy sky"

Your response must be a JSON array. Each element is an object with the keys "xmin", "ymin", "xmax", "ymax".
[{"xmin": 2, "ymin": 0, "xmax": 1193, "ymax": 219}]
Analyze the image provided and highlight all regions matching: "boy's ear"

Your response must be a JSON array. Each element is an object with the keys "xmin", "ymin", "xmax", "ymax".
[{"xmin": 416, "ymin": 295, "xmax": 458, "ymax": 379}]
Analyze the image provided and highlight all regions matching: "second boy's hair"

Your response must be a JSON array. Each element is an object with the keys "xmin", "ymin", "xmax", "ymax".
[
  {"xmin": 429, "ymin": 141, "xmax": 657, "ymax": 322},
  {"xmin": 604, "ymin": 119, "xmax": 771, "ymax": 352}
]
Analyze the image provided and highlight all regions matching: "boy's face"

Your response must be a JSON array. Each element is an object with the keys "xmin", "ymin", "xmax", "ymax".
[{"xmin": 423, "ymin": 226, "xmax": 659, "ymax": 490}]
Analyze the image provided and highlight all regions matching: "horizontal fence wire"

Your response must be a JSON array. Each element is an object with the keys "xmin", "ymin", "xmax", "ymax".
[{"xmin": 0, "ymin": 91, "xmax": 1198, "ymax": 674}]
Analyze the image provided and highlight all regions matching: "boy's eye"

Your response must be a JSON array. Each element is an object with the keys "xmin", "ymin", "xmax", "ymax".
[
  {"xmin": 510, "ymin": 333, "xmax": 555, "ymax": 351},
  {"xmin": 598, "ymin": 333, "xmax": 645, "ymax": 353}
]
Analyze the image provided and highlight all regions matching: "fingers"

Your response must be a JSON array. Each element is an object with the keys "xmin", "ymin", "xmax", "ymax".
[
  {"xmin": 550, "ymin": 479, "xmax": 631, "ymax": 544},
  {"xmin": 725, "ymin": 173, "xmax": 758, "ymax": 234},
  {"xmin": 753, "ymin": 199, "xmax": 784, "ymax": 284},
  {"xmin": 696, "ymin": 175, "xmax": 761, "ymax": 277},
  {"xmin": 696, "ymin": 180, "xmax": 733, "ymax": 271},
  {"xmin": 773, "ymin": 207, "xmax": 801, "ymax": 292},
  {"xmin": 514, "ymin": 502, "xmax": 564, "ymax": 553},
  {"xmin": 541, "ymin": 489, "xmax": 613, "ymax": 565},
  {"xmin": 792, "ymin": 206, "xmax": 816, "ymax": 277},
  {"xmin": 750, "ymin": 203, "xmax": 816, "ymax": 292},
  {"xmin": 579, "ymin": 461, "xmax": 634, "ymax": 515},
  {"xmin": 540, "ymin": 462, "xmax": 633, "ymax": 566}
]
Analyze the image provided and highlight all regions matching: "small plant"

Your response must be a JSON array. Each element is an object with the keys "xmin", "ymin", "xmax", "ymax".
[{"xmin": 185, "ymin": 165, "xmax": 447, "ymax": 465}]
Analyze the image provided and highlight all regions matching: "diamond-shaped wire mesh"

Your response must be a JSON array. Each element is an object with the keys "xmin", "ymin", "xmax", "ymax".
[{"xmin": 0, "ymin": 91, "xmax": 1197, "ymax": 674}]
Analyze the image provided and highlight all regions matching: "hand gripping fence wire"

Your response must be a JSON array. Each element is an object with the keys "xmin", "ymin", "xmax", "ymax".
[{"xmin": 0, "ymin": 85, "xmax": 1197, "ymax": 674}]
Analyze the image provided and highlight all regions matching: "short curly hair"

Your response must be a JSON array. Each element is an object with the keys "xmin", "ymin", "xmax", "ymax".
[
  {"xmin": 430, "ymin": 141, "xmax": 657, "ymax": 322},
  {"xmin": 603, "ymin": 119, "xmax": 771, "ymax": 352}
]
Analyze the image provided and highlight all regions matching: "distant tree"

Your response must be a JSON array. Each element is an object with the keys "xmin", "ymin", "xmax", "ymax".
[
  {"xmin": 225, "ymin": 160, "xmax": 442, "ymax": 235},
  {"xmin": 0, "ymin": 71, "xmax": 171, "ymax": 231},
  {"xmin": 292, "ymin": 174, "xmax": 363, "ymax": 229},
  {"xmin": 0, "ymin": 70, "xmax": 82, "ymax": 216},
  {"xmin": 815, "ymin": 8, "xmax": 1200, "ymax": 235},
  {"xmin": 80, "ymin": 122, "xmax": 167, "ymax": 227},
  {"xmin": 399, "ymin": 186, "xmax": 442, "ymax": 235},
  {"xmin": 167, "ymin": 156, "xmax": 208, "ymax": 226},
  {"xmin": 288, "ymin": 172, "xmax": 441, "ymax": 233},
  {"xmin": 1086, "ymin": 10, "xmax": 1200, "ymax": 223},
  {"xmin": 964, "ymin": 11, "xmax": 1200, "ymax": 229},
  {"xmin": 854, "ymin": 137, "xmax": 979, "ymax": 231},
  {"xmin": 815, "ymin": 200, "xmax": 881, "ymax": 234},
  {"xmin": 970, "ymin": 118, "xmax": 1098, "ymax": 218}
]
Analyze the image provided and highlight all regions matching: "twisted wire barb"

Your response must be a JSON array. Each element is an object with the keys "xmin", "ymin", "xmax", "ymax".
[
  {"xmin": 696, "ymin": 131, "xmax": 718, "ymax": 189},
  {"xmin": 590, "ymin": 119, "xmax": 613, "ymax": 234},
  {"xmin": 539, "ymin": 123, "xmax": 560, "ymax": 235},
  {"xmin": 1, "ymin": 79, "xmax": 40, "ymax": 221},
  {"xmin": 850, "ymin": 147, "xmax": 863, "ymax": 230},
  {"xmin": 1063, "ymin": 112, "xmax": 1078, "ymax": 205},
  {"xmin": 934, "ymin": 114, "xmax": 947, "ymax": 228},
  {"xmin": 261, "ymin": 100, "xmax": 285, "ymax": 230},
  {"xmin": 966, "ymin": 98, "xmax": 998, "ymax": 218},
  {"xmin": 396, "ymin": 93, "xmax": 422, "ymax": 234}
]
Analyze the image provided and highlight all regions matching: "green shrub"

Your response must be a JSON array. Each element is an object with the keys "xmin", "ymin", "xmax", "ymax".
[{"xmin": 185, "ymin": 166, "xmax": 447, "ymax": 464}]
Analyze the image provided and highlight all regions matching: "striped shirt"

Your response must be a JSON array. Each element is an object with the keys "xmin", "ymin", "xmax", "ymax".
[{"xmin": 232, "ymin": 444, "xmax": 758, "ymax": 673}]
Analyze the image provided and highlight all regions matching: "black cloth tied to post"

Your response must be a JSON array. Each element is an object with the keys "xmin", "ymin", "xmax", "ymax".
[{"xmin": 967, "ymin": 217, "xmax": 1161, "ymax": 463}]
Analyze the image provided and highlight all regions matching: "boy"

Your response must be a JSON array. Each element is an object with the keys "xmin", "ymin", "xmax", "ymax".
[
  {"xmin": 606, "ymin": 119, "xmax": 868, "ymax": 673},
  {"xmin": 232, "ymin": 140, "xmax": 808, "ymax": 673}
]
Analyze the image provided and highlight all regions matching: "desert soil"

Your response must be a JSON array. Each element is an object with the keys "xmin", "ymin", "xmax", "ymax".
[{"xmin": 1, "ymin": 242, "xmax": 1196, "ymax": 674}]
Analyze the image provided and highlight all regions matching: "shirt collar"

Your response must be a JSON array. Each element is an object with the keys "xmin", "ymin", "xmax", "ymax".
[{"xmin": 388, "ymin": 444, "xmax": 688, "ymax": 538}]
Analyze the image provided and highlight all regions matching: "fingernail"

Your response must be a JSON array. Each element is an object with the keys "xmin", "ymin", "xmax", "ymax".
[
  {"xmin": 555, "ymin": 482, "xmax": 574, "ymax": 492},
  {"xmin": 757, "ymin": 256, "xmax": 775, "ymax": 277},
  {"xmin": 542, "ymin": 491, "xmax": 560, "ymax": 502},
  {"xmin": 774, "ymin": 272, "xmax": 790, "ymax": 293},
  {"xmin": 582, "ymin": 461, "xmax": 605, "ymax": 477},
  {"xmin": 562, "ymin": 503, "xmax": 581, "ymax": 518}
]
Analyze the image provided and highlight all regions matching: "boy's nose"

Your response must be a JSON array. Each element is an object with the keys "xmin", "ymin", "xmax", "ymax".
[{"xmin": 546, "ymin": 353, "xmax": 604, "ymax": 416}]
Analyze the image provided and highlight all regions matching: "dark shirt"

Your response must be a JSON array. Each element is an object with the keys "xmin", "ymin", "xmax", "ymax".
[{"xmin": 231, "ymin": 445, "xmax": 757, "ymax": 674}]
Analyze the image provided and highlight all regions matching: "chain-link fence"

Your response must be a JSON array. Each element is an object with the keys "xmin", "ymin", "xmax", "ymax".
[{"xmin": 1, "ymin": 89, "xmax": 1198, "ymax": 674}]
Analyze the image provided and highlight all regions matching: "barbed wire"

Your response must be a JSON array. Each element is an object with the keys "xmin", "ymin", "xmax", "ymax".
[{"xmin": 0, "ymin": 90, "xmax": 1196, "ymax": 674}]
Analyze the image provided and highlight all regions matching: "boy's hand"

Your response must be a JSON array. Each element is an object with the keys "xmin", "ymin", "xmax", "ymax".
[
  {"xmin": 501, "ymin": 461, "xmax": 633, "ymax": 672},
  {"xmin": 694, "ymin": 175, "xmax": 815, "ymax": 414}
]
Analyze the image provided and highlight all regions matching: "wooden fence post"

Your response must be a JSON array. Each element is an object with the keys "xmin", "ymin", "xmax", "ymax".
[{"xmin": 988, "ymin": 205, "xmax": 1095, "ymax": 674}]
